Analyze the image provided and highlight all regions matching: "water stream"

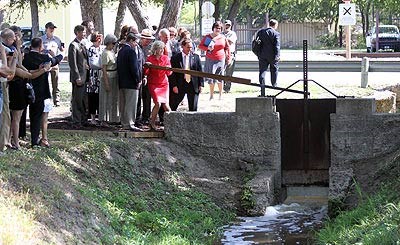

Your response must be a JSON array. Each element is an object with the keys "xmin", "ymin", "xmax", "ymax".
[{"xmin": 221, "ymin": 203, "xmax": 327, "ymax": 244}]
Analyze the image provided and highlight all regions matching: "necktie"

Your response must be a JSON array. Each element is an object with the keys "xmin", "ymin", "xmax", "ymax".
[{"xmin": 184, "ymin": 55, "xmax": 191, "ymax": 82}]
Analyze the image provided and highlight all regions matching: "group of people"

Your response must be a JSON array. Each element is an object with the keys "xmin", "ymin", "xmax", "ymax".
[
  {"xmin": 0, "ymin": 22, "xmax": 63, "ymax": 154},
  {"xmin": 0, "ymin": 17, "xmax": 280, "ymax": 153},
  {"xmin": 68, "ymin": 19, "xmax": 238, "ymax": 132}
]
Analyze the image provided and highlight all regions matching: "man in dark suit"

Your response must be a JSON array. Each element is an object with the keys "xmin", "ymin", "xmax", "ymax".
[
  {"xmin": 68, "ymin": 25, "xmax": 88, "ymax": 128},
  {"xmin": 117, "ymin": 33, "xmax": 143, "ymax": 131},
  {"xmin": 169, "ymin": 38, "xmax": 204, "ymax": 111},
  {"xmin": 257, "ymin": 19, "xmax": 280, "ymax": 87}
]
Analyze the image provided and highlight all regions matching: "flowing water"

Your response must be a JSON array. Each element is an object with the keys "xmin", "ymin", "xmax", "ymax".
[{"xmin": 221, "ymin": 203, "xmax": 327, "ymax": 245}]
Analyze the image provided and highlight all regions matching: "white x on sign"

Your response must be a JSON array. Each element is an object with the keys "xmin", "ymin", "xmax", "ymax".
[{"xmin": 338, "ymin": 3, "xmax": 356, "ymax": 25}]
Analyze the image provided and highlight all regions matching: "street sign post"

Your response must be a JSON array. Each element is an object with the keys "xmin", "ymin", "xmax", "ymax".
[
  {"xmin": 201, "ymin": 1, "xmax": 215, "ymax": 35},
  {"xmin": 338, "ymin": 1, "xmax": 356, "ymax": 59},
  {"xmin": 201, "ymin": 17, "xmax": 215, "ymax": 35},
  {"xmin": 338, "ymin": 3, "xmax": 356, "ymax": 25},
  {"xmin": 201, "ymin": 1, "xmax": 215, "ymax": 18}
]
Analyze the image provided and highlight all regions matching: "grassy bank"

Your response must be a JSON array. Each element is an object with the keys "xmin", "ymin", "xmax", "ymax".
[
  {"xmin": 316, "ymin": 157, "xmax": 400, "ymax": 244},
  {"xmin": 0, "ymin": 133, "xmax": 235, "ymax": 244}
]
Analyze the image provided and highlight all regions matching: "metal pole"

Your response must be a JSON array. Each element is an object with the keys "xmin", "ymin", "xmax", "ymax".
[{"xmin": 303, "ymin": 40, "xmax": 309, "ymax": 171}]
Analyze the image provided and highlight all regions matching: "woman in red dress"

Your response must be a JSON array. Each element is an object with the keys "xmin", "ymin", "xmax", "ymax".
[{"xmin": 144, "ymin": 41, "xmax": 172, "ymax": 130}]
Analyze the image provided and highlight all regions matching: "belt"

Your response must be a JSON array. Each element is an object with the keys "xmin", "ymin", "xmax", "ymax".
[{"xmin": 106, "ymin": 69, "xmax": 117, "ymax": 72}]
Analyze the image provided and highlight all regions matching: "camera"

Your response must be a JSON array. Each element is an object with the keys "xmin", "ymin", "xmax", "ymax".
[{"xmin": 7, "ymin": 51, "xmax": 14, "ymax": 56}]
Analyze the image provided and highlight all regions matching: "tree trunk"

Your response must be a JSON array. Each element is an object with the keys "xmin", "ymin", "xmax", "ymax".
[
  {"xmin": 226, "ymin": 0, "xmax": 241, "ymax": 24},
  {"xmin": 80, "ymin": 0, "xmax": 104, "ymax": 34},
  {"xmin": 126, "ymin": 0, "xmax": 150, "ymax": 31},
  {"xmin": 213, "ymin": 0, "xmax": 221, "ymax": 21},
  {"xmin": 114, "ymin": 0, "xmax": 127, "ymax": 37},
  {"xmin": 30, "ymin": 0, "xmax": 39, "ymax": 37},
  {"xmin": 0, "ymin": 9, "xmax": 5, "ymax": 27},
  {"xmin": 158, "ymin": 0, "xmax": 183, "ymax": 30}
]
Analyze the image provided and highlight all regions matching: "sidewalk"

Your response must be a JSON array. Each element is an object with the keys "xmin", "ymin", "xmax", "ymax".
[{"xmin": 235, "ymin": 49, "xmax": 400, "ymax": 61}]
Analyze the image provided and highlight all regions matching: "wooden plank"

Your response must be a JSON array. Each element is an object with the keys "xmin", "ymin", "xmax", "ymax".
[
  {"xmin": 48, "ymin": 129, "xmax": 164, "ymax": 138},
  {"xmin": 144, "ymin": 63, "xmax": 251, "ymax": 85}
]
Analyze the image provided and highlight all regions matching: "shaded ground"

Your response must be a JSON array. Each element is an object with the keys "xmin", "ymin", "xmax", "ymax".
[{"xmin": 0, "ymin": 133, "xmax": 238, "ymax": 243}]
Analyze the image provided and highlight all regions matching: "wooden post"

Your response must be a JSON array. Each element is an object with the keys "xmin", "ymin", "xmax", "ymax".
[
  {"xmin": 344, "ymin": 0, "xmax": 351, "ymax": 59},
  {"xmin": 346, "ymin": 25, "xmax": 351, "ymax": 59}
]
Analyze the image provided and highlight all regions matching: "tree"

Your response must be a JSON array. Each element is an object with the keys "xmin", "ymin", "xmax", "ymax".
[
  {"xmin": 158, "ymin": 0, "xmax": 184, "ymax": 29},
  {"xmin": 7, "ymin": 0, "xmax": 70, "ymax": 37},
  {"xmin": 29, "ymin": 0, "xmax": 39, "ymax": 37},
  {"xmin": 114, "ymin": 0, "xmax": 127, "ymax": 37},
  {"xmin": 80, "ymin": 0, "xmax": 104, "ymax": 34},
  {"xmin": 126, "ymin": 0, "xmax": 151, "ymax": 31},
  {"xmin": 226, "ymin": 0, "xmax": 242, "ymax": 24},
  {"xmin": 212, "ymin": 0, "xmax": 221, "ymax": 20}
]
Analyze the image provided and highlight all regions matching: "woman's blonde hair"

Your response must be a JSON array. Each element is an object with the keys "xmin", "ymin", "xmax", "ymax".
[{"xmin": 150, "ymin": 41, "xmax": 165, "ymax": 55}]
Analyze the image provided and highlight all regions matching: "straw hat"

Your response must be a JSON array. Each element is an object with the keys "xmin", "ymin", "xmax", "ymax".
[{"xmin": 139, "ymin": 29, "xmax": 155, "ymax": 40}]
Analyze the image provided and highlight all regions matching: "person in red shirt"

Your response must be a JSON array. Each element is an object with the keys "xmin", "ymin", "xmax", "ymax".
[
  {"xmin": 199, "ymin": 21, "xmax": 230, "ymax": 100},
  {"xmin": 144, "ymin": 41, "xmax": 172, "ymax": 131}
]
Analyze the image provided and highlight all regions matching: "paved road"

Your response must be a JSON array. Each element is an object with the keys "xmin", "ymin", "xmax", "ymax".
[
  {"xmin": 59, "ymin": 50, "xmax": 400, "ymax": 72},
  {"xmin": 58, "ymin": 70, "xmax": 400, "ymax": 98}
]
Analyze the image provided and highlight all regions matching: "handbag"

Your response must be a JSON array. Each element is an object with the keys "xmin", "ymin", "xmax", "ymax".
[
  {"xmin": 25, "ymin": 82, "xmax": 35, "ymax": 104},
  {"xmin": 252, "ymin": 30, "xmax": 262, "ymax": 57}
]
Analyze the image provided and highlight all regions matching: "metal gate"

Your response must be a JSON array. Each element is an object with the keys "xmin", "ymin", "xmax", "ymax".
[{"xmin": 276, "ymin": 99, "xmax": 336, "ymax": 171}]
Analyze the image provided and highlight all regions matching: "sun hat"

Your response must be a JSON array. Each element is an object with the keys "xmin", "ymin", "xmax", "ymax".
[{"xmin": 139, "ymin": 29, "xmax": 155, "ymax": 40}]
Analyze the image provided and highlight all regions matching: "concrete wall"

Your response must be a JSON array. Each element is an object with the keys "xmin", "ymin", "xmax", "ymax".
[
  {"xmin": 330, "ymin": 98, "xmax": 400, "ymax": 207},
  {"xmin": 164, "ymin": 97, "xmax": 281, "ymax": 215},
  {"xmin": 164, "ymin": 97, "xmax": 400, "ymax": 214}
]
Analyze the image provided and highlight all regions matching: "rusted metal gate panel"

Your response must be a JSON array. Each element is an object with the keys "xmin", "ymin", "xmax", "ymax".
[{"xmin": 276, "ymin": 99, "xmax": 336, "ymax": 170}]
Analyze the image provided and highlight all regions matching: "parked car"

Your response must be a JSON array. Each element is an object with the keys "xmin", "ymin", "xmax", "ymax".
[
  {"xmin": 21, "ymin": 27, "xmax": 45, "ymax": 53},
  {"xmin": 366, "ymin": 25, "xmax": 400, "ymax": 52}
]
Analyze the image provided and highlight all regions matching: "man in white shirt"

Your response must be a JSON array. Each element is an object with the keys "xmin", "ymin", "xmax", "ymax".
[
  {"xmin": 41, "ymin": 22, "xmax": 65, "ymax": 106},
  {"xmin": 223, "ymin": 20, "xmax": 237, "ymax": 93}
]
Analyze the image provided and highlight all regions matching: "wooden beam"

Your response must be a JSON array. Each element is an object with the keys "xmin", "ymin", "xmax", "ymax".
[{"xmin": 144, "ymin": 63, "xmax": 251, "ymax": 85}]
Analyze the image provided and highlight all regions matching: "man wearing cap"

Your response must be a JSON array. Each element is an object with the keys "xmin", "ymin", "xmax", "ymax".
[
  {"xmin": 41, "ymin": 21, "xmax": 65, "ymax": 106},
  {"xmin": 223, "ymin": 19, "xmax": 237, "ymax": 93}
]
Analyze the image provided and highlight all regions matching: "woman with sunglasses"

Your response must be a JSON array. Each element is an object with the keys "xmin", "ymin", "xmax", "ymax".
[{"xmin": 199, "ymin": 21, "xmax": 231, "ymax": 100}]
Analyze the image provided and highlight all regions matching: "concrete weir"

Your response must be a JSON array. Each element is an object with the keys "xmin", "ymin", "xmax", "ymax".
[{"xmin": 164, "ymin": 97, "xmax": 400, "ymax": 215}]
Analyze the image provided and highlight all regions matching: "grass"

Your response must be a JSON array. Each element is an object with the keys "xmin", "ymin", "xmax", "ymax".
[
  {"xmin": 0, "ymin": 193, "xmax": 39, "ymax": 244},
  {"xmin": 0, "ymin": 133, "xmax": 235, "ymax": 244},
  {"xmin": 316, "ymin": 170, "xmax": 400, "ymax": 244}
]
